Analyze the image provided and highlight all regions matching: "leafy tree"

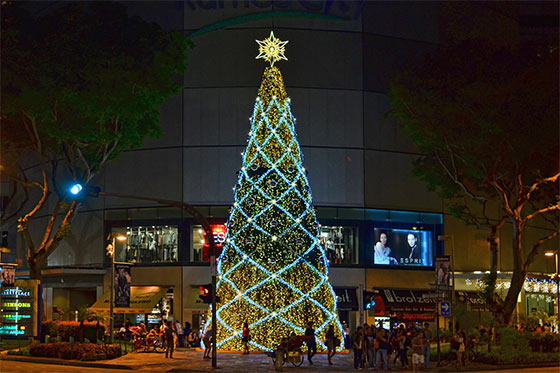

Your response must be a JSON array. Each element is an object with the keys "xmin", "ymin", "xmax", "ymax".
[
  {"xmin": 0, "ymin": 2, "xmax": 193, "ymax": 279},
  {"xmin": 388, "ymin": 40, "xmax": 559, "ymax": 325}
]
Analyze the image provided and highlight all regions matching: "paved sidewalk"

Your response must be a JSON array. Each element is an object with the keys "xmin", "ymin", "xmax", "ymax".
[{"xmin": 2, "ymin": 348, "xmax": 559, "ymax": 372}]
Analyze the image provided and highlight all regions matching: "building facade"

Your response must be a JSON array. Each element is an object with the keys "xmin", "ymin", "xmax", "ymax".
[{"xmin": 3, "ymin": 1, "xmax": 558, "ymax": 334}]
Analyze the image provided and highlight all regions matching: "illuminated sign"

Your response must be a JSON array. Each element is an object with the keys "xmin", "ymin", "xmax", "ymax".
[
  {"xmin": 203, "ymin": 224, "xmax": 227, "ymax": 247},
  {"xmin": 2, "ymin": 301, "xmax": 31, "ymax": 308},
  {"xmin": 0, "ymin": 288, "xmax": 31, "ymax": 297},
  {"xmin": 1, "ymin": 314, "xmax": 31, "ymax": 321},
  {"xmin": 0, "ymin": 281, "xmax": 38, "ymax": 337}
]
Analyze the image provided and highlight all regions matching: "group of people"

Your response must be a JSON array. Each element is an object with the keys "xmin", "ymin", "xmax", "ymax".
[{"xmin": 350, "ymin": 322, "xmax": 433, "ymax": 372}]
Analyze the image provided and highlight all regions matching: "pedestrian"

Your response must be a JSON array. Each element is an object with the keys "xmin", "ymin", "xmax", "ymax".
[
  {"xmin": 325, "ymin": 324, "xmax": 337, "ymax": 365},
  {"xmin": 305, "ymin": 321, "xmax": 317, "ymax": 364},
  {"xmin": 422, "ymin": 322, "xmax": 432, "ymax": 370},
  {"xmin": 453, "ymin": 330, "xmax": 465, "ymax": 370},
  {"xmin": 241, "ymin": 321, "xmax": 250, "ymax": 354},
  {"xmin": 184, "ymin": 321, "xmax": 191, "ymax": 347},
  {"xmin": 342, "ymin": 320, "xmax": 351, "ymax": 349},
  {"xmin": 203, "ymin": 327, "xmax": 213, "ymax": 359},
  {"xmin": 164, "ymin": 321, "xmax": 175, "ymax": 358},
  {"xmin": 411, "ymin": 330, "xmax": 424, "ymax": 373},
  {"xmin": 175, "ymin": 320, "xmax": 184, "ymax": 348},
  {"xmin": 396, "ymin": 327, "xmax": 409, "ymax": 369},
  {"xmin": 351, "ymin": 326, "xmax": 364, "ymax": 370},
  {"xmin": 364, "ymin": 325, "xmax": 376, "ymax": 369},
  {"xmin": 375, "ymin": 328, "xmax": 390, "ymax": 371}
]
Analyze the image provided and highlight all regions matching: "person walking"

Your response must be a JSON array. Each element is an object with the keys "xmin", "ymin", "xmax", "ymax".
[
  {"xmin": 453, "ymin": 330, "xmax": 465, "ymax": 370},
  {"xmin": 364, "ymin": 326, "xmax": 376, "ymax": 369},
  {"xmin": 203, "ymin": 327, "xmax": 213, "ymax": 359},
  {"xmin": 396, "ymin": 327, "xmax": 409, "ymax": 369},
  {"xmin": 184, "ymin": 321, "xmax": 191, "ymax": 347},
  {"xmin": 325, "ymin": 324, "xmax": 337, "ymax": 365},
  {"xmin": 422, "ymin": 322, "xmax": 432, "ymax": 370},
  {"xmin": 342, "ymin": 320, "xmax": 351, "ymax": 349},
  {"xmin": 351, "ymin": 326, "xmax": 364, "ymax": 370},
  {"xmin": 305, "ymin": 321, "xmax": 317, "ymax": 364},
  {"xmin": 376, "ymin": 328, "xmax": 390, "ymax": 371},
  {"xmin": 164, "ymin": 321, "xmax": 175, "ymax": 358},
  {"xmin": 411, "ymin": 330, "xmax": 424, "ymax": 373},
  {"xmin": 241, "ymin": 321, "xmax": 250, "ymax": 354},
  {"xmin": 175, "ymin": 320, "xmax": 184, "ymax": 348}
]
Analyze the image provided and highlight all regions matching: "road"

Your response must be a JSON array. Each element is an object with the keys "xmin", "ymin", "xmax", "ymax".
[{"xmin": 1, "ymin": 360, "xmax": 559, "ymax": 372}]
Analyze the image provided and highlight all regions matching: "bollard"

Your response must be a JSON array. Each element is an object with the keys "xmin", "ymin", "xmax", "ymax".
[
  {"xmin": 45, "ymin": 335, "xmax": 50, "ymax": 344},
  {"xmin": 274, "ymin": 349, "xmax": 284, "ymax": 371},
  {"xmin": 57, "ymin": 335, "xmax": 62, "ymax": 342},
  {"xmin": 69, "ymin": 336, "xmax": 74, "ymax": 359}
]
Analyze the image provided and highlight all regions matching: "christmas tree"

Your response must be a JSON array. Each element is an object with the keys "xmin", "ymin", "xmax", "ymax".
[{"xmin": 206, "ymin": 31, "xmax": 343, "ymax": 352}]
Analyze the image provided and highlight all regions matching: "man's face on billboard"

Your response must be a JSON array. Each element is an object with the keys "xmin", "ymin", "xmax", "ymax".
[{"xmin": 407, "ymin": 234, "xmax": 417, "ymax": 248}]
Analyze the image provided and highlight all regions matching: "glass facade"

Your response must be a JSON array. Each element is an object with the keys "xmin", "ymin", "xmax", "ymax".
[
  {"xmin": 319, "ymin": 225, "xmax": 358, "ymax": 265},
  {"xmin": 112, "ymin": 226, "xmax": 179, "ymax": 264},
  {"xmin": 107, "ymin": 208, "xmax": 442, "ymax": 267}
]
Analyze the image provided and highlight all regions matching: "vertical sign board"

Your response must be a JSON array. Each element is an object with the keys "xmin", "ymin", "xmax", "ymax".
[
  {"xmin": 0, "ymin": 279, "xmax": 39, "ymax": 337},
  {"xmin": 434, "ymin": 256, "xmax": 451, "ymax": 286},
  {"xmin": 114, "ymin": 263, "xmax": 132, "ymax": 308}
]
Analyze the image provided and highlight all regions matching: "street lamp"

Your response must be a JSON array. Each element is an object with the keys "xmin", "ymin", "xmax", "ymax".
[
  {"xmin": 438, "ymin": 235, "xmax": 456, "ymax": 335},
  {"xmin": 106, "ymin": 234, "xmax": 127, "ymax": 344},
  {"xmin": 545, "ymin": 250, "xmax": 559, "ymax": 328}
]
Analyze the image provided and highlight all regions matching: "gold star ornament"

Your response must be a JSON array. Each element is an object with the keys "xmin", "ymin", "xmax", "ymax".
[{"xmin": 255, "ymin": 31, "xmax": 288, "ymax": 67}]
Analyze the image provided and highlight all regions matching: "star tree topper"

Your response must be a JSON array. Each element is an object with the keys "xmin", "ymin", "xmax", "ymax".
[{"xmin": 255, "ymin": 31, "xmax": 288, "ymax": 67}]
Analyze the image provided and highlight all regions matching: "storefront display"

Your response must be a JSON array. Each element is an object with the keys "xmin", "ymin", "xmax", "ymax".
[
  {"xmin": 190, "ymin": 224, "xmax": 226, "ymax": 262},
  {"xmin": 319, "ymin": 226, "xmax": 358, "ymax": 265},
  {"xmin": 372, "ymin": 228, "xmax": 434, "ymax": 267},
  {"xmin": 114, "ymin": 226, "xmax": 178, "ymax": 263}
]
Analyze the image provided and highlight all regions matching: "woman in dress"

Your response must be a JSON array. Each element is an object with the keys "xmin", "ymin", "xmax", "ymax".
[{"xmin": 374, "ymin": 232, "xmax": 398, "ymax": 265}]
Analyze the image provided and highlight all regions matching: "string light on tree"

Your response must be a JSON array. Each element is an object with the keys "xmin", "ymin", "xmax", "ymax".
[{"xmin": 201, "ymin": 31, "xmax": 343, "ymax": 352}]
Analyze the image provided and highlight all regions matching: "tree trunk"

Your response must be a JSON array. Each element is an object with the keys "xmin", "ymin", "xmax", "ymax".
[
  {"xmin": 29, "ymin": 258, "xmax": 43, "ymax": 280},
  {"xmin": 500, "ymin": 223, "xmax": 526, "ymax": 325}
]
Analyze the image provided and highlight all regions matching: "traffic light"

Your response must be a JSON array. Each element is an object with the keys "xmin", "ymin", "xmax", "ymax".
[
  {"xmin": 68, "ymin": 183, "xmax": 101, "ymax": 198},
  {"xmin": 199, "ymin": 284, "xmax": 220, "ymax": 304},
  {"xmin": 363, "ymin": 291, "xmax": 376, "ymax": 310},
  {"xmin": 199, "ymin": 284, "xmax": 211, "ymax": 303}
]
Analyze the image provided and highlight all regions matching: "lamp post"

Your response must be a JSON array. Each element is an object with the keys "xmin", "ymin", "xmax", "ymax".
[
  {"xmin": 545, "ymin": 250, "xmax": 559, "ymax": 328},
  {"xmin": 438, "ymin": 235, "xmax": 455, "ymax": 335},
  {"xmin": 106, "ymin": 234, "xmax": 127, "ymax": 344}
]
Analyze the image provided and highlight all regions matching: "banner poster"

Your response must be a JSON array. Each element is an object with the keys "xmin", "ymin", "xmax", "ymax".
[
  {"xmin": 435, "ymin": 256, "xmax": 451, "ymax": 286},
  {"xmin": 114, "ymin": 264, "xmax": 131, "ymax": 308},
  {"xmin": 1, "ymin": 264, "xmax": 16, "ymax": 287}
]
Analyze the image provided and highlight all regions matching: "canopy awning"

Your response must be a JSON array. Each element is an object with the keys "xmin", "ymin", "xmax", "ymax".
[{"xmin": 89, "ymin": 286, "xmax": 169, "ymax": 314}]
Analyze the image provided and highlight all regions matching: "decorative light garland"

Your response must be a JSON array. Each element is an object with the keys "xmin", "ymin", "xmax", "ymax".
[
  {"xmin": 201, "ymin": 32, "xmax": 343, "ymax": 352},
  {"xmin": 464, "ymin": 277, "xmax": 558, "ymax": 295}
]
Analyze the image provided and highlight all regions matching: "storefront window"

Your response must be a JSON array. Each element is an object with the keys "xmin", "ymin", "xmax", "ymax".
[
  {"xmin": 190, "ymin": 224, "xmax": 226, "ymax": 263},
  {"xmin": 114, "ymin": 226, "xmax": 178, "ymax": 264},
  {"xmin": 319, "ymin": 226, "xmax": 358, "ymax": 265}
]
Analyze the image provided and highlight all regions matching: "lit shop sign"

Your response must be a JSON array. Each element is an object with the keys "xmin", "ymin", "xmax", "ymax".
[
  {"xmin": 0, "ymin": 283, "xmax": 37, "ymax": 337},
  {"xmin": 0, "ymin": 324, "xmax": 27, "ymax": 335},
  {"xmin": 1, "ymin": 287, "xmax": 31, "ymax": 297},
  {"xmin": 203, "ymin": 225, "xmax": 227, "ymax": 247},
  {"xmin": 2, "ymin": 301, "xmax": 31, "ymax": 308},
  {"xmin": 1, "ymin": 313, "xmax": 31, "ymax": 321}
]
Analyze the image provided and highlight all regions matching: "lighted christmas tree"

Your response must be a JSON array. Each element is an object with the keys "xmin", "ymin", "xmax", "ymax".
[{"xmin": 205, "ymin": 31, "xmax": 343, "ymax": 352}]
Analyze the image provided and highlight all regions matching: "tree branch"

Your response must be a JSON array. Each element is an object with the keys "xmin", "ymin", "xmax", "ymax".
[
  {"xmin": 525, "ymin": 172, "xmax": 560, "ymax": 201},
  {"xmin": 524, "ymin": 204, "xmax": 560, "ymax": 222},
  {"xmin": 524, "ymin": 229, "xmax": 560, "ymax": 268},
  {"xmin": 434, "ymin": 149, "xmax": 487, "ymax": 201}
]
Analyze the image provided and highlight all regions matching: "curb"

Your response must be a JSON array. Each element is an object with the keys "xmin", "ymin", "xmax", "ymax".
[{"xmin": 0, "ymin": 353, "xmax": 133, "ymax": 370}]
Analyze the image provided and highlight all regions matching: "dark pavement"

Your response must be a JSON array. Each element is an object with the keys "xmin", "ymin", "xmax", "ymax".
[{"xmin": 1, "ymin": 349, "xmax": 559, "ymax": 372}]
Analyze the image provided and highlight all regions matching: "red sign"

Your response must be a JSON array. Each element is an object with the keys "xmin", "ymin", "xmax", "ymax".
[{"xmin": 202, "ymin": 224, "xmax": 226, "ymax": 261}]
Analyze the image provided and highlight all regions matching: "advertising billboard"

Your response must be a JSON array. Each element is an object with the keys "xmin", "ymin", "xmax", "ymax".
[{"xmin": 373, "ymin": 228, "xmax": 433, "ymax": 267}]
